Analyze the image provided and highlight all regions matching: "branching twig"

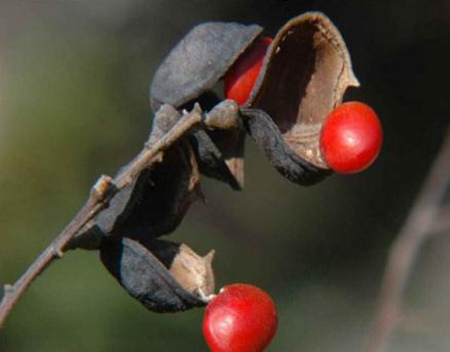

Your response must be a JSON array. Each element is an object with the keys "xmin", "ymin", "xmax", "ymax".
[
  {"xmin": 365, "ymin": 128, "xmax": 450, "ymax": 352},
  {"xmin": 0, "ymin": 108, "xmax": 203, "ymax": 328}
]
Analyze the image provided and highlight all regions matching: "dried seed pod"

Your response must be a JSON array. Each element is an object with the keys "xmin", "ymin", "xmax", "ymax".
[
  {"xmin": 69, "ymin": 105, "xmax": 202, "ymax": 250},
  {"xmin": 190, "ymin": 130, "xmax": 239, "ymax": 188},
  {"xmin": 241, "ymin": 12, "xmax": 359, "ymax": 184},
  {"xmin": 150, "ymin": 22, "xmax": 262, "ymax": 190},
  {"xmin": 73, "ymin": 13, "xmax": 359, "ymax": 251},
  {"xmin": 142, "ymin": 239, "xmax": 215, "ymax": 297},
  {"xmin": 190, "ymin": 99, "xmax": 244, "ymax": 190},
  {"xmin": 240, "ymin": 108, "xmax": 330, "ymax": 185},
  {"xmin": 100, "ymin": 237, "xmax": 215, "ymax": 312},
  {"xmin": 150, "ymin": 13, "xmax": 358, "ymax": 187},
  {"xmin": 95, "ymin": 140, "xmax": 201, "ymax": 241},
  {"xmin": 150, "ymin": 23, "xmax": 262, "ymax": 111}
]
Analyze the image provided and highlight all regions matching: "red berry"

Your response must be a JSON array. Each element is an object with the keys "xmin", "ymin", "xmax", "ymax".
[
  {"xmin": 224, "ymin": 37, "xmax": 272, "ymax": 106},
  {"xmin": 320, "ymin": 101, "xmax": 383, "ymax": 174},
  {"xmin": 202, "ymin": 283, "xmax": 278, "ymax": 352}
]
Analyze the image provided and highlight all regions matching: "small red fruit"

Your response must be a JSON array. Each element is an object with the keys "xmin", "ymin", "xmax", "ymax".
[
  {"xmin": 224, "ymin": 37, "xmax": 272, "ymax": 106},
  {"xmin": 320, "ymin": 101, "xmax": 383, "ymax": 174},
  {"xmin": 202, "ymin": 283, "xmax": 278, "ymax": 352}
]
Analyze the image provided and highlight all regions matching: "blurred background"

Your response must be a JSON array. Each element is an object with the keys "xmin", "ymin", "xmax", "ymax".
[{"xmin": 0, "ymin": 0, "xmax": 449, "ymax": 351}]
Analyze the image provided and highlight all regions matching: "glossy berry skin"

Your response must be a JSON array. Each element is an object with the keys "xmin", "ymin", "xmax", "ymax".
[
  {"xmin": 320, "ymin": 101, "xmax": 383, "ymax": 174},
  {"xmin": 203, "ymin": 283, "xmax": 278, "ymax": 352},
  {"xmin": 224, "ymin": 37, "xmax": 272, "ymax": 106}
]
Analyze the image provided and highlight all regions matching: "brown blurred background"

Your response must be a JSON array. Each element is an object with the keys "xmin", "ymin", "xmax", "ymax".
[{"xmin": 0, "ymin": 0, "xmax": 449, "ymax": 351}]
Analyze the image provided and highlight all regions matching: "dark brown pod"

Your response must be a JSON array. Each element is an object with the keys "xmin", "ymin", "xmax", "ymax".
[
  {"xmin": 141, "ymin": 238, "xmax": 215, "ymax": 297},
  {"xmin": 95, "ymin": 141, "xmax": 201, "ymax": 241},
  {"xmin": 190, "ymin": 130, "xmax": 243, "ymax": 190},
  {"xmin": 100, "ymin": 237, "xmax": 215, "ymax": 313},
  {"xmin": 241, "ymin": 12, "xmax": 360, "ymax": 184},
  {"xmin": 150, "ymin": 22, "xmax": 262, "ymax": 190},
  {"xmin": 71, "ymin": 146, "xmax": 199, "ymax": 249},
  {"xmin": 91, "ymin": 105, "xmax": 202, "ymax": 242},
  {"xmin": 191, "ymin": 99, "xmax": 244, "ymax": 190},
  {"xmin": 241, "ymin": 108, "xmax": 330, "ymax": 185},
  {"xmin": 150, "ymin": 22, "xmax": 262, "ymax": 111},
  {"xmin": 188, "ymin": 127, "xmax": 245, "ymax": 190}
]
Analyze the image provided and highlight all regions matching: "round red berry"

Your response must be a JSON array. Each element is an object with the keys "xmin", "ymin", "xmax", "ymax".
[
  {"xmin": 202, "ymin": 283, "xmax": 278, "ymax": 352},
  {"xmin": 224, "ymin": 37, "xmax": 272, "ymax": 106},
  {"xmin": 320, "ymin": 101, "xmax": 383, "ymax": 174}
]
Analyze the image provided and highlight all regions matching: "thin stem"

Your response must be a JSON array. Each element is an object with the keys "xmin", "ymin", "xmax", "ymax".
[
  {"xmin": 0, "ymin": 108, "xmax": 202, "ymax": 328},
  {"xmin": 430, "ymin": 203, "xmax": 450, "ymax": 234},
  {"xmin": 365, "ymin": 128, "xmax": 450, "ymax": 352}
]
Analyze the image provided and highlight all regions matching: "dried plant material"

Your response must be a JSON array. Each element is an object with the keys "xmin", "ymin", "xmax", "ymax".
[
  {"xmin": 150, "ymin": 23, "xmax": 262, "ymax": 190},
  {"xmin": 150, "ymin": 23, "xmax": 262, "ymax": 111},
  {"xmin": 169, "ymin": 246, "xmax": 215, "ymax": 297},
  {"xmin": 0, "ymin": 105, "xmax": 204, "ymax": 326},
  {"xmin": 241, "ymin": 108, "xmax": 330, "ymax": 185},
  {"xmin": 95, "ymin": 141, "xmax": 201, "ymax": 241},
  {"xmin": 143, "ymin": 239, "xmax": 216, "ymax": 297},
  {"xmin": 0, "ymin": 13, "xmax": 367, "ymax": 326},
  {"xmin": 148, "ymin": 104, "xmax": 187, "ymax": 144},
  {"xmin": 197, "ymin": 99, "xmax": 244, "ymax": 189},
  {"xmin": 243, "ymin": 12, "xmax": 359, "ymax": 183},
  {"xmin": 100, "ymin": 237, "xmax": 213, "ymax": 312},
  {"xmin": 191, "ymin": 129, "xmax": 245, "ymax": 190},
  {"xmin": 79, "ymin": 105, "xmax": 201, "ymax": 242},
  {"xmin": 181, "ymin": 99, "xmax": 244, "ymax": 190}
]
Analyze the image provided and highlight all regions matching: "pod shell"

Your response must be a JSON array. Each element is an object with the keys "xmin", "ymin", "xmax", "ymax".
[
  {"xmin": 96, "ymin": 107, "xmax": 201, "ymax": 241},
  {"xmin": 242, "ymin": 108, "xmax": 331, "ymax": 185},
  {"xmin": 150, "ymin": 22, "xmax": 263, "ymax": 111},
  {"xmin": 242, "ymin": 12, "xmax": 359, "ymax": 183},
  {"xmin": 150, "ymin": 22, "xmax": 263, "ymax": 190},
  {"xmin": 100, "ymin": 237, "xmax": 207, "ymax": 312},
  {"xmin": 151, "ymin": 13, "xmax": 359, "ymax": 186},
  {"xmin": 68, "ymin": 105, "xmax": 201, "ymax": 251}
]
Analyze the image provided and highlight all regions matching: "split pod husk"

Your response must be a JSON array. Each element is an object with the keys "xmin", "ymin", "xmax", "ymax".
[
  {"xmin": 242, "ymin": 12, "xmax": 359, "ymax": 184},
  {"xmin": 100, "ymin": 237, "xmax": 215, "ymax": 312},
  {"xmin": 150, "ymin": 22, "xmax": 263, "ymax": 190},
  {"xmin": 150, "ymin": 12, "xmax": 359, "ymax": 187}
]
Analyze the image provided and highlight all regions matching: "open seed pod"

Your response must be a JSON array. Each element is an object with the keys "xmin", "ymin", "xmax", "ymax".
[
  {"xmin": 100, "ymin": 237, "xmax": 215, "ymax": 313},
  {"xmin": 241, "ymin": 12, "xmax": 360, "ymax": 185},
  {"xmin": 150, "ymin": 22, "xmax": 262, "ymax": 112},
  {"xmin": 150, "ymin": 22, "xmax": 263, "ymax": 190}
]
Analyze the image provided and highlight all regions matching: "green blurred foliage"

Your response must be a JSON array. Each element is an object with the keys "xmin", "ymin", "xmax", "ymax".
[{"xmin": 1, "ymin": 1, "xmax": 450, "ymax": 351}]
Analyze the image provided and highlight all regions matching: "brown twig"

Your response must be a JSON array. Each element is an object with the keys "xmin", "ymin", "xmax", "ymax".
[
  {"xmin": 365, "ymin": 128, "xmax": 450, "ymax": 352},
  {"xmin": 0, "ymin": 107, "xmax": 203, "ymax": 328},
  {"xmin": 430, "ymin": 203, "xmax": 450, "ymax": 234}
]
